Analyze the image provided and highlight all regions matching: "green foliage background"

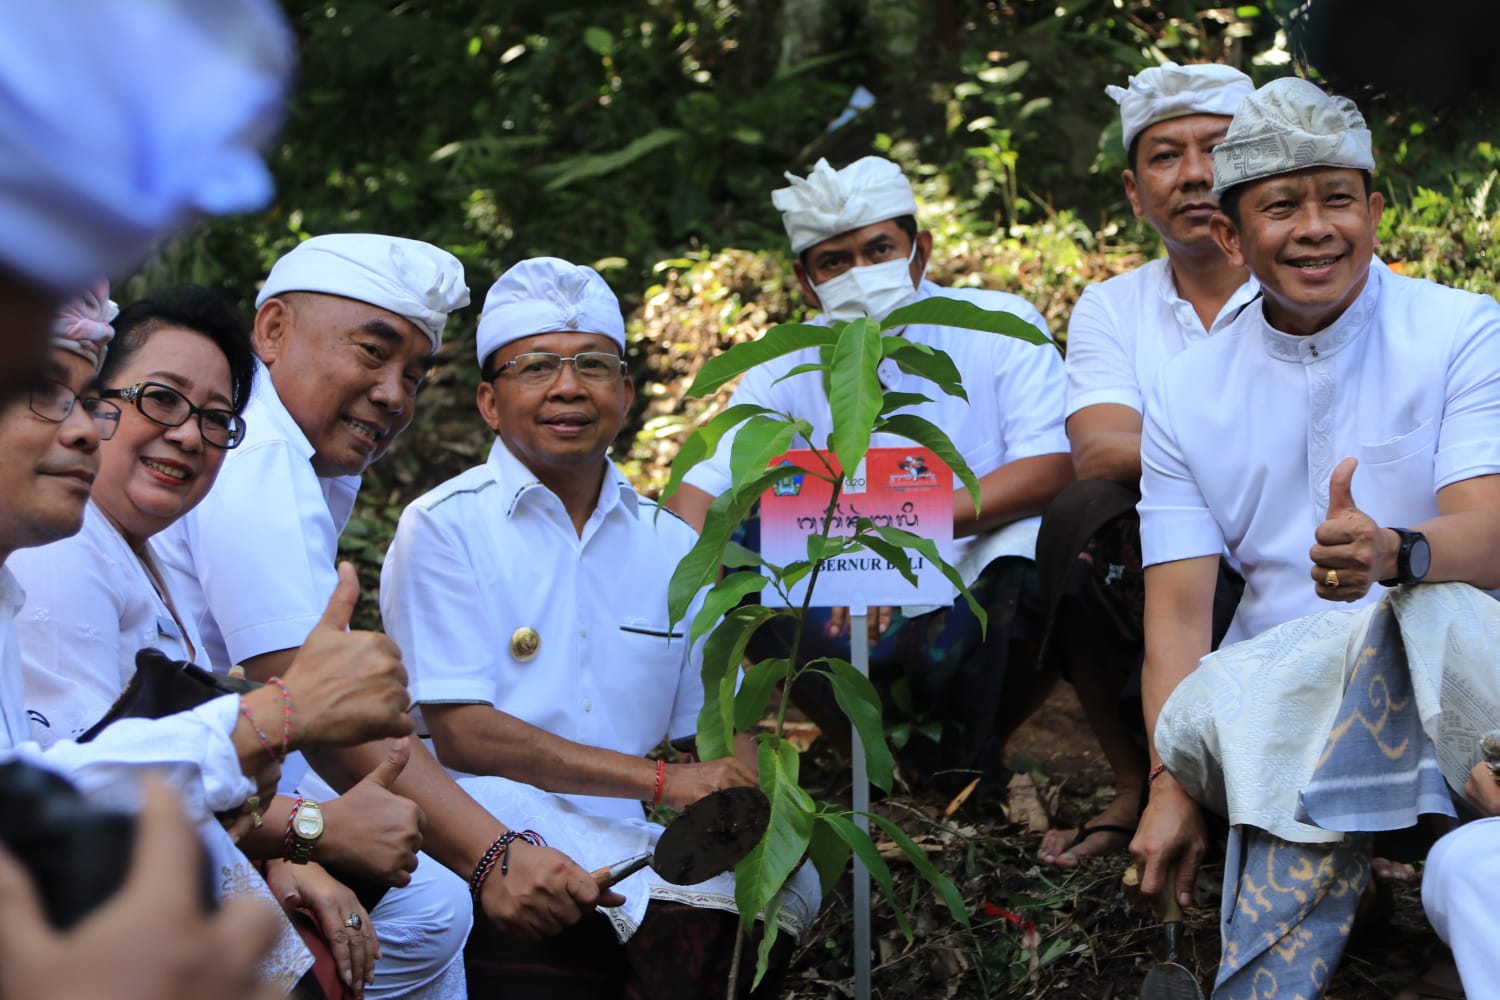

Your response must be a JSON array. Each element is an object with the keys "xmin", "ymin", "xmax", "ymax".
[{"xmin": 117, "ymin": 0, "xmax": 1500, "ymax": 600}]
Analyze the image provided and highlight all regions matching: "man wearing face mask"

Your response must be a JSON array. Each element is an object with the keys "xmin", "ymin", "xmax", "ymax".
[{"xmin": 667, "ymin": 156, "xmax": 1073, "ymax": 792}]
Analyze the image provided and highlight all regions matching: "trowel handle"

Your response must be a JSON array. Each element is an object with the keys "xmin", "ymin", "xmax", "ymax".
[
  {"xmin": 591, "ymin": 852, "xmax": 652, "ymax": 889},
  {"xmin": 1162, "ymin": 860, "xmax": 1184, "ymax": 924}
]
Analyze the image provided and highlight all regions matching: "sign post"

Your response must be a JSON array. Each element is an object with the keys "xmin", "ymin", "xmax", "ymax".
[{"xmin": 759, "ymin": 447, "xmax": 954, "ymax": 1000}]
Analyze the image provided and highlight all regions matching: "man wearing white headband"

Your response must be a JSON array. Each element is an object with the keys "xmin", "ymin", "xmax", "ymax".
[
  {"xmin": 0, "ymin": 0, "xmax": 291, "ymax": 409},
  {"xmin": 382, "ymin": 257, "xmax": 818, "ymax": 996},
  {"xmin": 157, "ymin": 239, "xmax": 616, "ymax": 998},
  {"xmin": 1035, "ymin": 62, "xmax": 1256, "ymax": 869},
  {"xmin": 667, "ymin": 156, "xmax": 1071, "ymax": 798},
  {"xmin": 1129, "ymin": 77, "xmax": 1500, "ymax": 996}
]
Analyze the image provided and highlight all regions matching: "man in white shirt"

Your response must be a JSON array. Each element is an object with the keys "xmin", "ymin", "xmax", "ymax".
[
  {"xmin": 666, "ymin": 156, "xmax": 1072, "ymax": 793},
  {"xmin": 1131, "ymin": 77, "xmax": 1500, "ymax": 991},
  {"xmin": 156, "ymin": 236, "xmax": 622, "ymax": 997},
  {"xmin": 1035, "ymin": 62, "xmax": 1256, "ymax": 866},
  {"xmin": 382, "ymin": 257, "xmax": 819, "ymax": 997}
]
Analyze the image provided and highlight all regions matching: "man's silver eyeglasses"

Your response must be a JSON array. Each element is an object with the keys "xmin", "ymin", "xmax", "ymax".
[
  {"xmin": 29, "ymin": 381, "xmax": 121, "ymax": 440},
  {"xmin": 489, "ymin": 352, "xmax": 627, "ymax": 386},
  {"xmin": 101, "ymin": 381, "xmax": 247, "ymax": 449}
]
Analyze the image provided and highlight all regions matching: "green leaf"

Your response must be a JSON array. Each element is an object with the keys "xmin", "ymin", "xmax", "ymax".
[
  {"xmin": 772, "ymin": 361, "xmax": 825, "ymax": 385},
  {"xmin": 806, "ymin": 814, "xmax": 853, "ymax": 896},
  {"xmin": 540, "ymin": 128, "xmax": 683, "ymax": 191},
  {"xmin": 728, "ymin": 416, "xmax": 812, "ymax": 491},
  {"xmin": 722, "ymin": 541, "xmax": 769, "ymax": 571},
  {"xmin": 806, "ymin": 533, "xmax": 859, "ymax": 563},
  {"xmin": 734, "ymin": 656, "xmax": 787, "ymax": 732},
  {"xmin": 821, "ymin": 657, "xmax": 895, "ymax": 792},
  {"xmin": 660, "ymin": 404, "xmax": 774, "ymax": 504},
  {"xmin": 852, "ymin": 527, "xmax": 917, "ymax": 587},
  {"xmin": 688, "ymin": 323, "xmax": 838, "ymax": 397},
  {"xmin": 735, "ymin": 740, "xmax": 815, "ymax": 928},
  {"xmin": 582, "ymin": 26, "xmax": 614, "ymax": 55},
  {"xmin": 690, "ymin": 571, "xmax": 771, "ymax": 645},
  {"xmin": 752, "ymin": 891, "xmax": 783, "ymax": 991},
  {"xmin": 876, "ymin": 413, "xmax": 981, "ymax": 515},
  {"xmin": 868, "ymin": 814, "xmax": 970, "ymax": 927},
  {"xmin": 882, "ymin": 339, "xmax": 967, "ymax": 401},
  {"xmin": 877, "ymin": 390, "xmax": 933, "ymax": 416},
  {"xmin": 881, "ymin": 296, "xmax": 1055, "ymax": 348},
  {"xmin": 696, "ymin": 605, "xmax": 776, "ymax": 760},
  {"xmin": 827, "ymin": 319, "xmax": 883, "ymax": 480},
  {"xmin": 869, "ymin": 524, "xmax": 987, "ymax": 632},
  {"xmin": 819, "ymin": 811, "xmax": 910, "ymax": 939}
]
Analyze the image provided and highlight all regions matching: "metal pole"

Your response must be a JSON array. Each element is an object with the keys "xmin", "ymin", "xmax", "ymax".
[{"xmin": 850, "ymin": 609, "xmax": 871, "ymax": 1000}]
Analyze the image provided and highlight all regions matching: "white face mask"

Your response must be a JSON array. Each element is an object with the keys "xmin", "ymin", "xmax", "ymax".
[{"xmin": 811, "ymin": 241, "xmax": 921, "ymax": 323}]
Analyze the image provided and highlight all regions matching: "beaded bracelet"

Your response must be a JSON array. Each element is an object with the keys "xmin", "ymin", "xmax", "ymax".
[
  {"xmin": 238, "ymin": 698, "xmax": 279, "ymax": 763},
  {"xmin": 470, "ymin": 830, "xmax": 546, "ymax": 900},
  {"xmin": 652, "ymin": 759, "xmax": 666, "ymax": 807},
  {"xmin": 266, "ymin": 676, "xmax": 293, "ymax": 762},
  {"xmin": 282, "ymin": 797, "xmax": 304, "ymax": 859}
]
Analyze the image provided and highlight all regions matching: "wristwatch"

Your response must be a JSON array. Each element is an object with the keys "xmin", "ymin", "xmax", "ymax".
[
  {"xmin": 1379, "ymin": 527, "xmax": 1431, "ymax": 587},
  {"xmin": 287, "ymin": 799, "xmax": 324, "ymax": 864}
]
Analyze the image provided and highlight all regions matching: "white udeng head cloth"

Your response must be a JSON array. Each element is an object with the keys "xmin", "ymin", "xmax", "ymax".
[
  {"xmin": 1106, "ymin": 61, "xmax": 1255, "ymax": 152},
  {"xmin": 51, "ymin": 281, "xmax": 118, "ymax": 372},
  {"xmin": 772, "ymin": 156, "xmax": 918, "ymax": 254},
  {"xmin": 256, "ymin": 234, "xmax": 470, "ymax": 351},
  {"xmin": 1212, "ymin": 77, "xmax": 1375, "ymax": 196},
  {"xmin": 0, "ymin": 0, "xmax": 294, "ymax": 293},
  {"xmin": 476, "ymin": 257, "xmax": 626, "ymax": 367}
]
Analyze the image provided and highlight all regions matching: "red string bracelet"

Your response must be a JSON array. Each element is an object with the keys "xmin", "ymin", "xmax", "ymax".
[
  {"xmin": 1147, "ymin": 763, "xmax": 1167, "ymax": 785},
  {"xmin": 266, "ymin": 676, "xmax": 292, "ymax": 762},
  {"xmin": 651, "ymin": 759, "xmax": 666, "ymax": 806},
  {"xmin": 237, "ymin": 698, "xmax": 278, "ymax": 763}
]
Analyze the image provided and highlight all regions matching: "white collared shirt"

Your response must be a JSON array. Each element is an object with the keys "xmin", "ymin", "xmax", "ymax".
[
  {"xmin": 156, "ymin": 361, "xmax": 361, "ymax": 668},
  {"xmin": 1140, "ymin": 264, "xmax": 1500, "ymax": 645},
  {"xmin": 1064, "ymin": 256, "xmax": 1259, "ymax": 418},
  {"xmin": 381, "ymin": 437, "xmax": 705, "ymax": 824},
  {"xmin": 10, "ymin": 502, "xmax": 201, "ymax": 746},
  {"xmin": 681, "ymin": 280, "xmax": 1069, "ymax": 562},
  {"xmin": 0, "ymin": 568, "xmax": 29, "ymax": 748}
]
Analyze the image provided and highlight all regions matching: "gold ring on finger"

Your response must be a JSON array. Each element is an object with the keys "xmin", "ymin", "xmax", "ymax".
[{"xmin": 1324, "ymin": 569, "xmax": 1340, "ymax": 589}]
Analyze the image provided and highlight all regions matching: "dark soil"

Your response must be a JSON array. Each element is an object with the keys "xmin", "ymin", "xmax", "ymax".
[{"xmin": 779, "ymin": 684, "xmax": 1446, "ymax": 999}]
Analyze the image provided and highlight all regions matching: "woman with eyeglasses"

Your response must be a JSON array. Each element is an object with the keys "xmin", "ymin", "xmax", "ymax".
[{"xmin": 9, "ymin": 286, "xmax": 380, "ymax": 998}]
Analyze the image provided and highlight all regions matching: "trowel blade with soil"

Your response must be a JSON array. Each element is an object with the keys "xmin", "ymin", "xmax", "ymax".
[
  {"xmin": 592, "ymin": 785, "xmax": 770, "ymax": 888},
  {"xmin": 1141, "ymin": 865, "xmax": 1205, "ymax": 1000}
]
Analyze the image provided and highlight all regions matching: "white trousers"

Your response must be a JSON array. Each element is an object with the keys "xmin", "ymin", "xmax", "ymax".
[
  {"xmin": 363, "ymin": 852, "xmax": 471, "ymax": 1000},
  {"xmin": 1423, "ymin": 816, "xmax": 1500, "ymax": 1000}
]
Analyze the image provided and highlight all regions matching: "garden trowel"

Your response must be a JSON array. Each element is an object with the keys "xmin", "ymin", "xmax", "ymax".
[
  {"xmin": 1141, "ymin": 863, "xmax": 1205, "ymax": 1000},
  {"xmin": 591, "ymin": 784, "xmax": 770, "ymax": 888}
]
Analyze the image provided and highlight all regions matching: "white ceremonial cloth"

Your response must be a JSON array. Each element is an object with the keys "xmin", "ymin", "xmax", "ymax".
[
  {"xmin": 1064, "ymin": 257, "xmax": 1259, "ymax": 418},
  {"xmin": 1140, "ymin": 263, "xmax": 1500, "ymax": 646},
  {"xmin": 382, "ymin": 437, "xmax": 820, "ymax": 939},
  {"xmin": 684, "ymin": 280, "xmax": 1068, "ymax": 574},
  {"xmin": 157, "ymin": 360, "xmax": 359, "ymax": 671},
  {"xmin": 1424, "ymin": 816, "xmax": 1500, "ymax": 1000},
  {"xmin": 11, "ymin": 502, "xmax": 203, "ymax": 745},
  {"xmin": 1155, "ymin": 582, "xmax": 1500, "ymax": 844}
]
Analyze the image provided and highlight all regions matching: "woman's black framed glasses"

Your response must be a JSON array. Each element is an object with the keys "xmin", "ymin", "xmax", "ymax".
[{"xmin": 101, "ymin": 381, "xmax": 246, "ymax": 449}]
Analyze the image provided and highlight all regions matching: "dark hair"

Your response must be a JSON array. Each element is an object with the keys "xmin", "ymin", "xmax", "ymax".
[
  {"xmin": 1127, "ymin": 135, "xmax": 1142, "ymax": 174},
  {"xmin": 104, "ymin": 286, "xmax": 255, "ymax": 415},
  {"xmin": 797, "ymin": 214, "xmax": 919, "ymax": 273},
  {"xmin": 1218, "ymin": 169, "xmax": 1374, "ymax": 228}
]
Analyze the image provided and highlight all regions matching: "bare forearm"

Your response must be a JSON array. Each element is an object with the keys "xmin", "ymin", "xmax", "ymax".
[
  {"xmin": 1141, "ymin": 558, "xmax": 1217, "ymax": 764},
  {"xmin": 1069, "ymin": 430, "xmax": 1143, "ymax": 485},
  {"xmin": 953, "ymin": 453, "xmax": 1074, "ymax": 539},
  {"xmin": 1412, "ymin": 508, "xmax": 1500, "ymax": 590},
  {"xmin": 433, "ymin": 707, "xmax": 659, "ymax": 802}
]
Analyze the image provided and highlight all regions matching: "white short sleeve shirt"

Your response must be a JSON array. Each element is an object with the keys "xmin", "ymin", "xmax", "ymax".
[
  {"xmin": 382, "ymin": 438, "xmax": 705, "ymax": 823},
  {"xmin": 155, "ymin": 362, "xmax": 360, "ymax": 668},
  {"xmin": 682, "ymin": 280, "xmax": 1069, "ymax": 562},
  {"xmin": 9, "ymin": 502, "xmax": 201, "ymax": 746},
  {"xmin": 1140, "ymin": 264, "xmax": 1500, "ymax": 645},
  {"xmin": 1064, "ymin": 257, "xmax": 1259, "ymax": 418}
]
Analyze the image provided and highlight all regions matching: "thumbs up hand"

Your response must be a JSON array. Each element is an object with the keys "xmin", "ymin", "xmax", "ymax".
[
  {"xmin": 279, "ymin": 561, "xmax": 415, "ymax": 748},
  {"xmin": 318, "ymin": 739, "xmax": 426, "ymax": 887},
  {"xmin": 1309, "ymin": 457, "xmax": 1397, "ymax": 602}
]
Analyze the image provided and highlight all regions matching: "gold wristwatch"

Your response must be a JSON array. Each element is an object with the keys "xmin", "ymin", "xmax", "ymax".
[{"xmin": 287, "ymin": 799, "xmax": 324, "ymax": 864}]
